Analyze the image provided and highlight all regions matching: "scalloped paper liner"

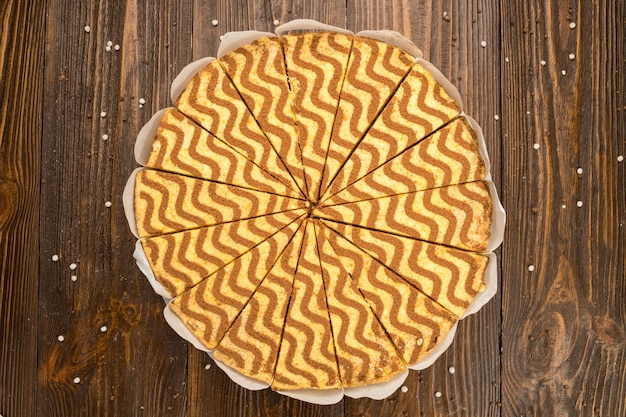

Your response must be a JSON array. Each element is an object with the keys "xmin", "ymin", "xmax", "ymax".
[{"xmin": 124, "ymin": 19, "xmax": 506, "ymax": 405}]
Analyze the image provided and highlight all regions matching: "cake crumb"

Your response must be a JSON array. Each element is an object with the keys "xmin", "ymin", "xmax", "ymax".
[
  {"xmin": 569, "ymin": 22, "xmax": 576, "ymax": 29},
  {"xmin": 52, "ymin": 254, "xmax": 59, "ymax": 262},
  {"xmin": 219, "ymin": 35, "xmax": 224, "ymax": 41},
  {"xmin": 105, "ymin": 201, "xmax": 112, "ymax": 208},
  {"xmin": 533, "ymin": 143, "xmax": 540, "ymax": 150},
  {"xmin": 576, "ymin": 167, "xmax": 583, "ymax": 174},
  {"xmin": 435, "ymin": 391, "xmax": 442, "ymax": 398},
  {"xmin": 480, "ymin": 40, "xmax": 487, "ymax": 48},
  {"xmin": 528, "ymin": 264, "xmax": 535, "ymax": 272},
  {"xmin": 540, "ymin": 60, "xmax": 546, "ymax": 66},
  {"xmin": 69, "ymin": 263, "xmax": 77, "ymax": 270},
  {"xmin": 58, "ymin": 335, "xmax": 65, "ymax": 342},
  {"xmin": 71, "ymin": 275, "xmax": 78, "ymax": 282},
  {"xmin": 577, "ymin": 200, "xmax": 583, "ymax": 207},
  {"xmin": 401, "ymin": 385, "xmax": 409, "ymax": 393},
  {"xmin": 212, "ymin": 19, "xmax": 218, "ymax": 26},
  {"xmin": 100, "ymin": 111, "xmax": 107, "ymax": 118},
  {"xmin": 84, "ymin": 25, "xmax": 91, "ymax": 33},
  {"xmin": 448, "ymin": 366, "xmax": 456, "ymax": 374},
  {"xmin": 416, "ymin": 337, "xmax": 424, "ymax": 346},
  {"xmin": 102, "ymin": 134, "xmax": 109, "ymax": 141},
  {"xmin": 73, "ymin": 377, "xmax": 81, "ymax": 384},
  {"xmin": 569, "ymin": 53, "xmax": 575, "ymax": 60},
  {"xmin": 617, "ymin": 155, "xmax": 624, "ymax": 162},
  {"xmin": 100, "ymin": 325, "xmax": 108, "ymax": 333}
]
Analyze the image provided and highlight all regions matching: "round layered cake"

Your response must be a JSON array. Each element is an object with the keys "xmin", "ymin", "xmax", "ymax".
[{"xmin": 125, "ymin": 23, "xmax": 504, "ymax": 402}]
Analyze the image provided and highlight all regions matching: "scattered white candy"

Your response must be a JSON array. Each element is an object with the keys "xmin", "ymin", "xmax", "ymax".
[
  {"xmin": 71, "ymin": 275, "xmax": 78, "ymax": 282},
  {"xmin": 400, "ymin": 386, "xmax": 408, "ymax": 393},
  {"xmin": 533, "ymin": 143, "xmax": 540, "ymax": 150},
  {"xmin": 540, "ymin": 60, "xmax": 546, "ymax": 66},
  {"xmin": 73, "ymin": 377, "xmax": 81, "ymax": 384},
  {"xmin": 577, "ymin": 201, "xmax": 583, "ymax": 207},
  {"xmin": 494, "ymin": 115, "xmax": 500, "ymax": 121},
  {"xmin": 107, "ymin": 41, "xmax": 113, "ymax": 46},
  {"xmin": 105, "ymin": 45, "xmax": 112, "ymax": 52},
  {"xmin": 569, "ymin": 53, "xmax": 575, "ymax": 60},
  {"xmin": 435, "ymin": 391, "xmax": 442, "ymax": 398},
  {"xmin": 212, "ymin": 19, "xmax": 218, "ymax": 26},
  {"xmin": 58, "ymin": 335, "xmax": 65, "ymax": 342},
  {"xmin": 562, "ymin": 204, "xmax": 567, "ymax": 209},
  {"xmin": 100, "ymin": 111, "xmax": 107, "ymax": 118},
  {"xmin": 618, "ymin": 155, "xmax": 624, "ymax": 162},
  {"xmin": 528, "ymin": 265, "xmax": 535, "ymax": 272},
  {"xmin": 448, "ymin": 366, "xmax": 456, "ymax": 374},
  {"xmin": 102, "ymin": 134, "xmax": 109, "ymax": 141},
  {"xmin": 576, "ymin": 167, "xmax": 583, "ymax": 174},
  {"xmin": 526, "ymin": 110, "xmax": 531, "ymax": 115},
  {"xmin": 69, "ymin": 263, "xmax": 77, "ymax": 270},
  {"xmin": 273, "ymin": 19, "xmax": 280, "ymax": 26},
  {"xmin": 105, "ymin": 201, "xmax": 112, "ymax": 208},
  {"xmin": 205, "ymin": 364, "xmax": 211, "ymax": 370},
  {"xmin": 52, "ymin": 254, "xmax": 59, "ymax": 262},
  {"xmin": 84, "ymin": 25, "xmax": 91, "ymax": 33},
  {"xmin": 569, "ymin": 22, "xmax": 576, "ymax": 29},
  {"xmin": 505, "ymin": 57, "xmax": 509, "ymax": 63},
  {"xmin": 416, "ymin": 337, "xmax": 424, "ymax": 346},
  {"xmin": 562, "ymin": 70, "xmax": 567, "ymax": 76},
  {"xmin": 480, "ymin": 40, "xmax": 487, "ymax": 48},
  {"xmin": 100, "ymin": 326, "xmax": 108, "ymax": 333},
  {"xmin": 139, "ymin": 98, "xmax": 146, "ymax": 105}
]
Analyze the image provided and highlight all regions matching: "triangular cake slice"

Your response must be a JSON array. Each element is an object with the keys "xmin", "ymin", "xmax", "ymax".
[
  {"xmin": 318, "ymin": 181, "xmax": 492, "ymax": 252},
  {"xmin": 175, "ymin": 59, "xmax": 300, "ymax": 195},
  {"xmin": 319, "ymin": 36, "xmax": 415, "ymax": 199},
  {"xmin": 319, "ymin": 224, "xmax": 457, "ymax": 366},
  {"xmin": 322, "ymin": 62, "xmax": 461, "ymax": 200},
  {"xmin": 213, "ymin": 223, "xmax": 306, "ymax": 384},
  {"xmin": 281, "ymin": 32, "xmax": 353, "ymax": 201},
  {"xmin": 133, "ymin": 169, "xmax": 304, "ymax": 238},
  {"xmin": 272, "ymin": 220, "xmax": 341, "ymax": 391},
  {"xmin": 219, "ymin": 37, "xmax": 307, "ymax": 195},
  {"xmin": 326, "ymin": 117, "xmax": 487, "ymax": 205},
  {"xmin": 321, "ymin": 221, "xmax": 487, "ymax": 318},
  {"xmin": 144, "ymin": 108, "xmax": 299, "ymax": 198},
  {"xmin": 168, "ymin": 219, "xmax": 303, "ymax": 350},
  {"xmin": 141, "ymin": 210, "xmax": 305, "ymax": 297},
  {"xmin": 314, "ymin": 220, "xmax": 406, "ymax": 385}
]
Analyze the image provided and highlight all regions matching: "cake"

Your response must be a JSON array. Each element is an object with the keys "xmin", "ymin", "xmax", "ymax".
[{"xmin": 125, "ymin": 25, "xmax": 504, "ymax": 401}]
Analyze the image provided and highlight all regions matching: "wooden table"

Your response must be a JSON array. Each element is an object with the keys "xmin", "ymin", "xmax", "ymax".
[{"xmin": 1, "ymin": 1, "xmax": 624, "ymax": 416}]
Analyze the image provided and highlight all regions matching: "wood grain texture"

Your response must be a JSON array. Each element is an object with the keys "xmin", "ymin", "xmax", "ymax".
[{"xmin": 1, "ymin": 0, "xmax": 624, "ymax": 416}]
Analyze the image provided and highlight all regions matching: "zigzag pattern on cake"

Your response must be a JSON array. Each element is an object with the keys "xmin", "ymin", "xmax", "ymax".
[
  {"xmin": 326, "ymin": 117, "xmax": 487, "ymax": 205},
  {"xmin": 319, "ymin": 223, "xmax": 457, "ymax": 365},
  {"xmin": 322, "ymin": 63, "xmax": 461, "ymax": 200},
  {"xmin": 141, "ymin": 210, "xmax": 305, "ymax": 297},
  {"xmin": 321, "ymin": 221, "xmax": 487, "ymax": 318},
  {"xmin": 145, "ymin": 108, "xmax": 299, "ymax": 198},
  {"xmin": 318, "ymin": 181, "xmax": 492, "ymax": 252},
  {"xmin": 213, "ymin": 225, "xmax": 305, "ymax": 384},
  {"xmin": 169, "ymin": 220, "xmax": 303, "ymax": 350},
  {"xmin": 219, "ymin": 37, "xmax": 307, "ymax": 195},
  {"xmin": 314, "ymin": 221, "xmax": 406, "ymax": 385},
  {"xmin": 282, "ymin": 32, "xmax": 353, "ymax": 201},
  {"xmin": 319, "ymin": 36, "xmax": 414, "ymax": 199},
  {"xmin": 133, "ymin": 169, "xmax": 304, "ymax": 238},
  {"xmin": 272, "ymin": 220, "xmax": 341, "ymax": 390},
  {"xmin": 175, "ymin": 59, "xmax": 300, "ymax": 195}
]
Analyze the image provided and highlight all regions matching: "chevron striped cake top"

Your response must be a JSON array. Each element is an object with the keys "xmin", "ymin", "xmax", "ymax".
[{"xmin": 127, "ymin": 28, "xmax": 503, "ymax": 401}]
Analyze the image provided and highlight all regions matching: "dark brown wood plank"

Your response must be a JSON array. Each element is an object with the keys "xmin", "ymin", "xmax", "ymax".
[
  {"xmin": 36, "ymin": 1, "xmax": 193, "ymax": 416},
  {"xmin": 0, "ymin": 1, "xmax": 45, "ymax": 416},
  {"xmin": 501, "ymin": 0, "xmax": 626, "ymax": 415},
  {"xmin": 344, "ymin": 2, "xmax": 503, "ymax": 416}
]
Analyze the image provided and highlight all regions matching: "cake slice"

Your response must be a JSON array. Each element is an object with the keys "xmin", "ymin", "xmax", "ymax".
[
  {"xmin": 272, "ymin": 220, "xmax": 341, "ymax": 391},
  {"xmin": 314, "ymin": 220, "xmax": 406, "ymax": 385},
  {"xmin": 281, "ymin": 32, "xmax": 353, "ymax": 201},
  {"xmin": 213, "ymin": 223, "xmax": 306, "ymax": 384},
  {"xmin": 321, "ymin": 221, "xmax": 488, "ymax": 318},
  {"xmin": 322, "ymin": 62, "xmax": 461, "ymax": 201},
  {"xmin": 319, "ymin": 224, "xmax": 457, "ymax": 366},
  {"xmin": 168, "ymin": 219, "xmax": 303, "ymax": 350},
  {"xmin": 219, "ymin": 37, "xmax": 307, "ymax": 195},
  {"xmin": 318, "ymin": 181, "xmax": 492, "ymax": 252},
  {"xmin": 175, "ymin": 59, "xmax": 300, "ymax": 195},
  {"xmin": 144, "ymin": 108, "xmax": 299, "ymax": 198},
  {"xmin": 133, "ymin": 169, "xmax": 304, "ymax": 238},
  {"xmin": 140, "ymin": 210, "xmax": 305, "ymax": 297},
  {"xmin": 325, "ymin": 117, "xmax": 487, "ymax": 205},
  {"xmin": 319, "ymin": 36, "xmax": 415, "ymax": 199}
]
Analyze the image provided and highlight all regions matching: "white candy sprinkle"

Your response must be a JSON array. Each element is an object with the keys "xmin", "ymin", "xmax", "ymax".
[
  {"xmin": 562, "ymin": 204, "xmax": 567, "ymax": 209},
  {"xmin": 533, "ymin": 143, "xmax": 540, "ymax": 150},
  {"xmin": 617, "ymin": 155, "xmax": 624, "ymax": 162},
  {"xmin": 73, "ymin": 377, "xmax": 81, "ymax": 384},
  {"xmin": 401, "ymin": 386, "xmax": 409, "ymax": 393},
  {"xmin": 273, "ymin": 19, "xmax": 280, "ymax": 26},
  {"xmin": 480, "ymin": 40, "xmax": 487, "ymax": 48},
  {"xmin": 58, "ymin": 335, "xmax": 65, "ymax": 342},
  {"xmin": 569, "ymin": 22, "xmax": 576, "ymax": 29},
  {"xmin": 100, "ymin": 111, "xmax": 107, "ymax": 118},
  {"xmin": 449, "ymin": 366, "xmax": 456, "ymax": 374},
  {"xmin": 577, "ymin": 167, "xmax": 583, "ymax": 174},
  {"xmin": 100, "ymin": 326, "xmax": 108, "ymax": 332},
  {"xmin": 526, "ymin": 111, "xmax": 531, "ymax": 115},
  {"xmin": 569, "ymin": 53, "xmax": 575, "ymax": 60},
  {"xmin": 52, "ymin": 254, "xmax": 59, "ymax": 262},
  {"xmin": 69, "ymin": 263, "xmax": 77, "ymax": 270},
  {"xmin": 540, "ymin": 60, "xmax": 546, "ymax": 66},
  {"xmin": 562, "ymin": 70, "xmax": 567, "ymax": 76},
  {"xmin": 494, "ymin": 115, "xmax": 500, "ymax": 121},
  {"xmin": 435, "ymin": 391, "xmax": 442, "ymax": 398},
  {"xmin": 102, "ymin": 134, "xmax": 109, "ymax": 141},
  {"xmin": 505, "ymin": 57, "xmax": 509, "ymax": 63},
  {"xmin": 205, "ymin": 364, "xmax": 211, "ymax": 370},
  {"xmin": 84, "ymin": 25, "xmax": 91, "ymax": 33},
  {"xmin": 71, "ymin": 275, "xmax": 78, "ymax": 282},
  {"xmin": 107, "ymin": 40, "xmax": 113, "ymax": 46},
  {"xmin": 105, "ymin": 45, "xmax": 112, "ymax": 52},
  {"xmin": 212, "ymin": 19, "xmax": 218, "ymax": 26},
  {"xmin": 577, "ymin": 200, "xmax": 583, "ymax": 207},
  {"xmin": 139, "ymin": 98, "xmax": 146, "ymax": 105},
  {"xmin": 528, "ymin": 265, "xmax": 535, "ymax": 272},
  {"xmin": 114, "ymin": 44, "xmax": 120, "ymax": 51},
  {"xmin": 105, "ymin": 201, "xmax": 112, "ymax": 208}
]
